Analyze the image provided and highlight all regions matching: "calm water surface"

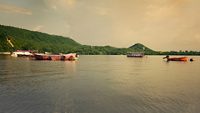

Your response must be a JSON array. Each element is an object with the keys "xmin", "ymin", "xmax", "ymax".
[{"xmin": 0, "ymin": 55, "xmax": 200, "ymax": 113}]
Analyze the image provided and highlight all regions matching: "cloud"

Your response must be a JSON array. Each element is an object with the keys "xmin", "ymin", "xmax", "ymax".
[
  {"xmin": 44, "ymin": 0, "xmax": 77, "ymax": 10},
  {"xmin": 33, "ymin": 25, "xmax": 44, "ymax": 31},
  {"xmin": 0, "ymin": 4, "xmax": 32, "ymax": 15}
]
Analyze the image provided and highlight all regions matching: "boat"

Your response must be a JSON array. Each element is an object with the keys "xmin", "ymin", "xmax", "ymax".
[
  {"xmin": 163, "ymin": 55, "xmax": 188, "ymax": 61},
  {"xmin": 11, "ymin": 50, "xmax": 34, "ymax": 57},
  {"xmin": 127, "ymin": 52, "xmax": 144, "ymax": 57},
  {"xmin": 34, "ymin": 53, "xmax": 78, "ymax": 61}
]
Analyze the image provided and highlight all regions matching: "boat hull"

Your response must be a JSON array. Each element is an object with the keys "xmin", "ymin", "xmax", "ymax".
[
  {"xmin": 127, "ymin": 55, "xmax": 144, "ymax": 57},
  {"xmin": 34, "ymin": 54, "xmax": 51, "ymax": 60},
  {"xmin": 167, "ymin": 57, "xmax": 188, "ymax": 61},
  {"xmin": 34, "ymin": 53, "xmax": 78, "ymax": 61},
  {"xmin": 127, "ymin": 52, "xmax": 144, "ymax": 58}
]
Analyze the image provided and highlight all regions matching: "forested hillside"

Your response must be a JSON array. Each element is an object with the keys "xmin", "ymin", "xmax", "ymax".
[
  {"xmin": 0, "ymin": 25, "xmax": 81, "ymax": 53},
  {"xmin": 0, "ymin": 25, "xmax": 157, "ymax": 55}
]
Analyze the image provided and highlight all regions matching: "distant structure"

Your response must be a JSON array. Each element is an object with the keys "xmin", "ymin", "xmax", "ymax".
[{"xmin": 6, "ymin": 36, "xmax": 14, "ymax": 47}]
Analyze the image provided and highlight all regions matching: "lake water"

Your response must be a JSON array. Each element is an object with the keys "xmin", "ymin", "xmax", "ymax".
[{"xmin": 0, "ymin": 55, "xmax": 200, "ymax": 113}]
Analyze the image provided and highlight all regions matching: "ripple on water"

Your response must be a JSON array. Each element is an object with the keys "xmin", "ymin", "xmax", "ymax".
[{"xmin": 0, "ymin": 55, "xmax": 200, "ymax": 113}]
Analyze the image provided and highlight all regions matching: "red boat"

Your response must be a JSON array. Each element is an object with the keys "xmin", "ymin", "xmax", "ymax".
[
  {"xmin": 34, "ymin": 53, "xmax": 78, "ymax": 61},
  {"xmin": 163, "ymin": 55, "xmax": 188, "ymax": 61}
]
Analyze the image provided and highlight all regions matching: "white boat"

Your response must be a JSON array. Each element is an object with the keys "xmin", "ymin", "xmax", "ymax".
[
  {"xmin": 127, "ymin": 52, "xmax": 144, "ymax": 57},
  {"xmin": 11, "ymin": 50, "xmax": 33, "ymax": 57}
]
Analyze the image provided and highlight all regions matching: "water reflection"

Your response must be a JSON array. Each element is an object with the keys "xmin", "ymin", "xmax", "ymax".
[
  {"xmin": 64, "ymin": 61, "xmax": 77, "ymax": 74},
  {"xmin": 0, "ymin": 55, "xmax": 200, "ymax": 113}
]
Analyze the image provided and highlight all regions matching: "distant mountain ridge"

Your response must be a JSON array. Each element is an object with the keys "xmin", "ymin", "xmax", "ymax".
[{"xmin": 0, "ymin": 25, "xmax": 157, "ymax": 54}]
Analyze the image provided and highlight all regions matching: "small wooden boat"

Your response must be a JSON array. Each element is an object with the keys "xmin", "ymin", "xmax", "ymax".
[
  {"xmin": 34, "ymin": 53, "xmax": 78, "ymax": 61},
  {"xmin": 127, "ymin": 52, "xmax": 144, "ymax": 57},
  {"xmin": 163, "ymin": 55, "xmax": 188, "ymax": 61}
]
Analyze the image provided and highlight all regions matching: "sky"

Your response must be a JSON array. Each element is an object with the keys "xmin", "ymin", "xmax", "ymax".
[{"xmin": 0, "ymin": 0, "xmax": 200, "ymax": 51}]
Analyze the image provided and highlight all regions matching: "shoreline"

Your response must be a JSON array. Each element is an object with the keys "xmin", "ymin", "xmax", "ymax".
[
  {"xmin": 0, "ymin": 52, "xmax": 200, "ymax": 56},
  {"xmin": 0, "ymin": 52, "xmax": 11, "ymax": 55}
]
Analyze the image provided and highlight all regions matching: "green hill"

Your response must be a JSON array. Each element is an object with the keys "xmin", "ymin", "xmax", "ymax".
[
  {"xmin": 129, "ymin": 43, "xmax": 157, "ymax": 54},
  {"xmin": 0, "ymin": 25, "xmax": 81, "ymax": 53},
  {"xmin": 0, "ymin": 25, "xmax": 157, "ymax": 55}
]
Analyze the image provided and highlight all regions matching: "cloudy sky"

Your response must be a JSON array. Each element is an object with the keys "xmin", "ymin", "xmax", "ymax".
[{"xmin": 0, "ymin": 0, "xmax": 200, "ymax": 51}]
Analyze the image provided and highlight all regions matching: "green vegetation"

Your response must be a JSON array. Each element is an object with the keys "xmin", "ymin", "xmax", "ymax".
[
  {"xmin": 75, "ymin": 45, "xmax": 131, "ymax": 55},
  {"xmin": 0, "ymin": 25, "xmax": 81, "ymax": 53},
  {"xmin": 0, "ymin": 25, "xmax": 199, "ymax": 55},
  {"xmin": 129, "ymin": 43, "xmax": 157, "ymax": 55},
  {"xmin": 0, "ymin": 25, "xmax": 155, "ymax": 55}
]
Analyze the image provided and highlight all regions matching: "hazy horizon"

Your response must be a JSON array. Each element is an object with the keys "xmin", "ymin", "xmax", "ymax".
[{"xmin": 0, "ymin": 0, "xmax": 200, "ymax": 51}]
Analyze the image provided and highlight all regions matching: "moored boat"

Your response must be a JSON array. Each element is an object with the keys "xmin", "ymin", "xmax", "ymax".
[
  {"xmin": 34, "ymin": 53, "xmax": 78, "ymax": 61},
  {"xmin": 163, "ymin": 55, "xmax": 188, "ymax": 61},
  {"xmin": 127, "ymin": 52, "xmax": 144, "ymax": 57},
  {"xmin": 11, "ymin": 50, "xmax": 34, "ymax": 57}
]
